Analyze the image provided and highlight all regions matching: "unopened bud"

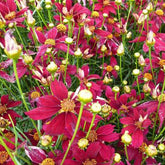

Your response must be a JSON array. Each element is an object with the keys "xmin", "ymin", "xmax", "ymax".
[
  {"xmin": 134, "ymin": 52, "xmax": 140, "ymax": 58},
  {"xmin": 114, "ymin": 153, "xmax": 121, "ymax": 163},
  {"xmin": 146, "ymin": 145, "xmax": 157, "ymax": 157},
  {"xmin": 132, "ymin": 69, "xmax": 140, "ymax": 76},
  {"xmin": 121, "ymin": 131, "xmax": 132, "ymax": 145},
  {"xmin": 112, "ymin": 86, "xmax": 120, "ymax": 93},
  {"xmin": 146, "ymin": 31, "xmax": 155, "ymax": 47},
  {"xmin": 24, "ymin": 55, "xmax": 33, "ymax": 64},
  {"xmin": 65, "ymin": 37, "xmax": 73, "ymax": 44},
  {"xmin": 117, "ymin": 43, "xmax": 124, "ymax": 56},
  {"xmin": 124, "ymin": 85, "xmax": 131, "ymax": 93},
  {"xmin": 46, "ymin": 61, "xmax": 58, "ymax": 73},
  {"xmin": 158, "ymin": 143, "xmax": 165, "ymax": 152},
  {"xmin": 101, "ymin": 45, "xmax": 107, "ymax": 52},
  {"xmin": 91, "ymin": 102, "xmax": 102, "ymax": 113},
  {"xmin": 77, "ymin": 138, "xmax": 88, "ymax": 149},
  {"xmin": 78, "ymin": 89, "xmax": 93, "ymax": 103},
  {"xmin": 40, "ymin": 135, "xmax": 52, "ymax": 147},
  {"xmin": 74, "ymin": 48, "xmax": 82, "ymax": 58}
]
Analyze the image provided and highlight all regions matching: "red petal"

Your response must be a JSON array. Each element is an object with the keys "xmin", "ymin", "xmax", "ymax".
[
  {"xmin": 132, "ymin": 129, "xmax": 143, "ymax": 148},
  {"xmin": 7, "ymin": 0, "xmax": 16, "ymax": 12},
  {"xmin": 25, "ymin": 107, "xmax": 58, "ymax": 120},
  {"xmin": 43, "ymin": 113, "xmax": 66, "ymax": 135},
  {"xmin": 46, "ymin": 27, "xmax": 57, "ymax": 39},
  {"xmin": 1, "ymin": 95, "xmax": 9, "ymax": 105},
  {"xmin": 51, "ymin": 80, "xmax": 68, "ymax": 100}
]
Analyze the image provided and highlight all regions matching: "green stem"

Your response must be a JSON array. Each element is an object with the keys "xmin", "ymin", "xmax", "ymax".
[
  {"xmin": 124, "ymin": 144, "xmax": 129, "ymax": 161},
  {"xmin": 36, "ymin": 9, "xmax": 48, "ymax": 29},
  {"xmin": 64, "ymin": 44, "xmax": 70, "ymax": 84},
  {"xmin": 141, "ymin": 155, "xmax": 148, "ymax": 165},
  {"xmin": 102, "ymin": 52, "xmax": 105, "ymax": 76},
  {"xmin": 48, "ymin": 9, "xmax": 52, "ymax": 23},
  {"xmin": 76, "ymin": 26, "xmax": 81, "ymax": 49},
  {"xmin": 14, "ymin": 24, "xmax": 27, "ymax": 51},
  {"xmin": 152, "ymin": 75, "xmax": 165, "ymax": 140},
  {"xmin": 0, "ymin": 136, "xmax": 18, "ymax": 165},
  {"xmin": 13, "ymin": 59, "xmax": 29, "ymax": 112},
  {"xmin": 120, "ymin": 56, "xmax": 123, "ymax": 82},
  {"xmin": 126, "ymin": 2, "xmax": 132, "ymax": 29},
  {"xmin": 86, "ymin": 113, "xmax": 96, "ymax": 138},
  {"xmin": 136, "ymin": 76, "xmax": 141, "ymax": 100},
  {"xmin": 117, "ymin": 5, "xmax": 121, "ymax": 26},
  {"xmin": 60, "ymin": 102, "xmax": 85, "ymax": 165},
  {"xmin": 148, "ymin": 46, "xmax": 155, "ymax": 84},
  {"xmin": 16, "ymin": 154, "xmax": 32, "ymax": 165}
]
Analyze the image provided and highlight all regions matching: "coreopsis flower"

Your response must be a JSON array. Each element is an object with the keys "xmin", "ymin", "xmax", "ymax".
[
  {"xmin": 33, "ymin": 27, "xmax": 73, "ymax": 64},
  {"xmin": 54, "ymin": 0, "xmax": 90, "ymax": 22},
  {"xmin": 94, "ymin": 0, "xmax": 117, "ymax": 15},
  {"xmin": 0, "ymin": 0, "xmax": 27, "ymax": 26},
  {"xmin": 101, "ymin": 56, "xmax": 118, "ymax": 78},
  {"xmin": 76, "ymin": 65, "xmax": 102, "ymax": 98},
  {"xmin": 25, "ymin": 80, "xmax": 93, "ymax": 136},
  {"xmin": 120, "ymin": 108, "xmax": 151, "ymax": 148},
  {"xmin": 0, "ymin": 95, "xmax": 21, "ymax": 127}
]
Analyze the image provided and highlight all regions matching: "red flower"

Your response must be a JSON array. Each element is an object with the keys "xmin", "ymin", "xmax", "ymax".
[
  {"xmin": 0, "ymin": 0, "xmax": 27, "ymax": 26},
  {"xmin": 120, "ymin": 108, "xmax": 151, "ymax": 148},
  {"xmin": 25, "ymin": 80, "xmax": 93, "ymax": 136}
]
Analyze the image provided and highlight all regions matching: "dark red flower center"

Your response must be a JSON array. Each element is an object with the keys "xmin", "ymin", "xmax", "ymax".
[
  {"xmin": 59, "ymin": 65, "xmax": 65, "ymax": 73},
  {"xmin": 5, "ymin": 11, "xmax": 16, "ymax": 20},
  {"xmin": 0, "ymin": 104, "xmax": 7, "ymax": 115},
  {"xmin": 83, "ymin": 159, "xmax": 97, "ymax": 165},
  {"xmin": 60, "ymin": 98, "xmax": 75, "ymax": 112},
  {"xmin": 0, "ymin": 151, "xmax": 8, "ymax": 164},
  {"xmin": 41, "ymin": 158, "xmax": 55, "ymax": 165},
  {"xmin": 87, "ymin": 130, "xmax": 98, "ymax": 142},
  {"xmin": 33, "ymin": 132, "xmax": 40, "ymax": 141},
  {"xmin": 4, "ymin": 132, "xmax": 14, "ymax": 139}
]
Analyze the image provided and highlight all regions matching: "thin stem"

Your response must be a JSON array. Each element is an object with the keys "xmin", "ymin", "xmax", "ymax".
[
  {"xmin": 60, "ymin": 102, "xmax": 85, "ymax": 165},
  {"xmin": 152, "ymin": 75, "xmax": 165, "ymax": 140},
  {"xmin": 64, "ymin": 44, "xmax": 70, "ymax": 84},
  {"xmin": 48, "ymin": 9, "xmax": 52, "ymax": 23},
  {"xmin": 102, "ymin": 52, "xmax": 105, "ymax": 76},
  {"xmin": 16, "ymin": 154, "xmax": 32, "ymax": 165},
  {"xmin": 117, "ymin": 5, "xmax": 121, "ymax": 26},
  {"xmin": 86, "ymin": 113, "xmax": 96, "ymax": 138},
  {"xmin": 76, "ymin": 26, "xmax": 81, "ymax": 49},
  {"xmin": 148, "ymin": 46, "xmax": 155, "ymax": 84},
  {"xmin": 126, "ymin": 2, "xmax": 132, "ymax": 29},
  {"xmin": 36, "ymin": 9, "xmax": 48, "ymax": 29},
  {"xmin": 136, "ymin": 76, "xmax": 141, "ymax": 100},
  {"xmin": 13, "ymin": 59, "xmax": 29, "ymax": 112},
  {"xmin": 124, "ymin": 144, "xmax": 129, "ymax": 161},
  {"xmin": 120, "ymin": 56, "xmax": 123, "ymax": 82}
]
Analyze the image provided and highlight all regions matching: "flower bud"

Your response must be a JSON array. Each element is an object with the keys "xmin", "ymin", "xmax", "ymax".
[
  {"xmin": 24, "ymin": 55, "xmax": 33, "ymax": 64},
  {"xmin": 117, "ymin": 43, "xmax": 124, "ymax": 56},
  {"xmin": 27, "ymin": 10, "xmax": 35, "ymax": 27},
  {"xmin": 146, "ymin": 31, "xmax": 155, "ymax": 47},
  {"xmin": 142, "ymin": 9, "xmax": 148, "ymax": 15},
  {"xmin": 138, "ymin": 55, "xmax": 146, "ymax": 67},
  {"xmin": 40, "ymin": 135, "xmax": 52, "ymax": 147},
  {"xmin": 146, "ymin": 145, "xmax": 157, "ymax": 157},
  {"xmin": 132, "ymin": 69, "xmax": 140, "ymax": 76},
  {"xmin": 4, "ymin": 32, "xmax": 22, "ymax": 60},
  {"xmin": 101, "ymin": 104, "xmax": 111, "ymax": 114},
  {"xmin": 158, "ymin": 143, "xmax": 165, "ymax": 152},
  {"xmin": 46, "ymin": 61, "xmax": 58, "ymax": 73},
  {"xmin": 48, "ymin": 23, "xmax": 54, "ymax": 28},
  {"xmin": 103, "ymin": 13, "xmax": 108, "ymax": 18},
  {"xmin": 74, "ymin": 48, "xmax": 83, "ymax": 58},
  {"xmin": 121, "ymin": 131, "xmax": 132, "ymax": 145},
  {"xmin": 143, "ymin": 83, "xmax": 151, "ymax": 93},
  {"xmin": 114, "ymin": 153, "xmax": 121, "ymax": 163},
  {"xmin": 77, "ymin": 138, "xmax": 89, "ymax": 149},
  {"xmin": 134, "ymin": 52, "xmax": 140, "ymax": 58},
  {"xmin": 86, "ymin": 82, "xmax": 92, "ymax": 89},
  {"xmin": 122, "ymin": 80, "xmax": 127, "ymax": 85},
  {"xmin": 65, "ymin": 37, "xmax": 73, "ymax": 44},
  {"xmin": 56, "ymin": 23, "xmax": 67, "ymax": 33},
  {"xmin": 45, "ymin": 4, "xmax": 52, "ymax": 9},
  {"xmin": 114, "ymin": 65, "xmax": 120, "ymax": 71},
  {"xmin": 124, "ymin": 85, "xmax": 131, "ymax": 94},
  {"xmin": 91, "ymin": 11, "xmax": 99, "ymax": 18},
  {"xmin": 112, "ymin": 86, "xmax": 120, "ymax": 93},
  {"xmin": 0, "ymin": 117, "xmax": 10, "ymax": 132},
  {"xmin": 78, "ymin": 89, "xmax": 93, "ymax": 103},
  {"xmin": 146, "ymin": 2, "xmax": 153, "ymax": 12},
  {"xmin": 115, "ymin": 0, "xmax": 122, "ymax": 5},
  {"xmin": 91, "ymin": 102, "xmax": 102, "ymax": 113},
  {"xmin": 45, "ymin": 0, "xmax": 51, "ymax": 5},
  {"xmin": 126, "ymin": 31, "xmax": 132, "ymax": 39},
  {"xmin": 101, "ymin": 45, "xmax": 107, "ymax": 52}
]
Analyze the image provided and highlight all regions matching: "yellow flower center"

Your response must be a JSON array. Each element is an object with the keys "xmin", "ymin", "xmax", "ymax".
[
  {"xmin": 0, "ymin": 118, "xmax": 8, "ymax": 129},
  {"xmin": 60, "ymin": 98, "xmax": 75, "ymax": 112},
  {"xmin": 41, "ymin": 158, "xmax": 55, "ymax": 165},
  {"xmin": 155, "ymin": 9, "xmax": 164, "ymax": 16},
  {"xmin": 56, "ymin": 24, "xmax": 67, "ymax": 33},
  {"xmin": 44, "ymin": 39, "xmax": 56, "ymax": 46},
  {"xmin": 106, "ymin": 65, "xmax": 113, "ymax": 72},
  {"xmin": 159, "ymin": 59, "xmax": 165, "ymax": 67},
  {"xmin": 0, "ymin": 104, "xmax": 7, "ymax": 115},
  {"xmin": 157, "ymin": 94, "xmax": 165, "ymax": 103},
  {"xmin": 4, "ymin": 132, "xmax": 15, "ymax": 139},
  {"xmin": 108, "ymin": 18, "xmax": 114, "ymax": 24},
  {"xmin": 36, "ymin": 26, "xmax": 43, "ymax": 32},
  {"xmin": 83, "ymin": 159, "xmax": 97, "ymax": 165},
  {"xmin": 30, "ymin": 91, "xmax": 40, "ymax": 100},
  {"xmin": 33, "ymin": 132, "xmax": 40, "ymax": 141},
  {"xmin": 91, "ymin": 11, "xmax": 99, "ymax": 18},
  {"xmin": 87, "ymin": 130, "xmax": 98, "ymax": 142},
  {"xmin": 162, "ymin": 3, "xmax": 165, "ymax": 8},
  {"xmin": 139, "ymin": 143, "xmax": 147, "ymax": 153},
  {"xmin": 5, "ymin": 11, "xmax": 16, "ymax": 20},
  {"xmin": 143, "ymin": 73, "xmax": 152, "ymax": 81},
  {"xmin": 107, "ymin": 33, "xmax": 113, "ymax": 39},
  {"xmin": 0, "ymin": 151, "xmax": 9, "ymax": 164},
  {"xmin": 103, "ymin": 0, "xmax": 109, "ymax": 6}
]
